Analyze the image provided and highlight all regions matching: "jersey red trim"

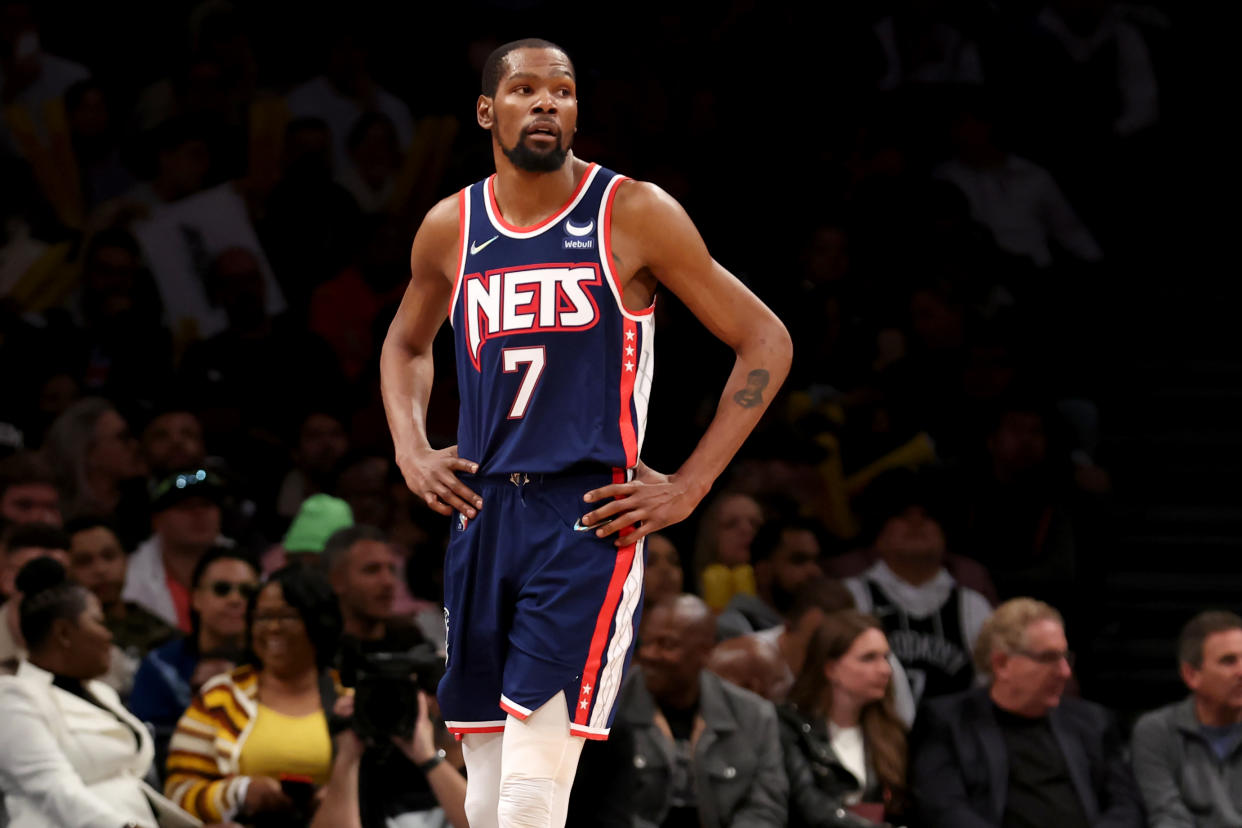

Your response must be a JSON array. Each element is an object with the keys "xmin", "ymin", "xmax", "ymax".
[
  {"xmin": 618, "ymin": 320, "xmax": 639, "ymax": 467},
  {"xmin": 601, "ymin": 178, "xmax": 655, "ymax": 318},
  {"xmin": 448, "ymin": 187, "xmax": 469, "ymax": 323},
  {"xmin": 575, "ymin": 469, "xmax": 636, "ymax": 730},
  {"xmin": 487, "ymin": 163, "xmax": 598, "ymax": 233}
]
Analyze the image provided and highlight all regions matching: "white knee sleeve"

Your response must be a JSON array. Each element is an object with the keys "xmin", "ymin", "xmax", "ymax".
[
  {"xmin": 462, "ymin": 730, "xmax": 504, "ymax": 828},
  {"xmin": 498, "ymin": 692, "xmax": 585, "ymax": 828}
]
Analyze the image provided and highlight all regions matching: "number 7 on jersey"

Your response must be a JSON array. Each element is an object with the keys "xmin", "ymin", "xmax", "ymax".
[{"xmin": 502, "ymin": 346, "xmax": 546, "ymax": 419}]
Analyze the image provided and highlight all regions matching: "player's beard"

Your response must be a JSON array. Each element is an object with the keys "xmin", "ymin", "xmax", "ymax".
[{"xmin": 494, "ymin": 124, "xmax": 570, "ymax": 173}]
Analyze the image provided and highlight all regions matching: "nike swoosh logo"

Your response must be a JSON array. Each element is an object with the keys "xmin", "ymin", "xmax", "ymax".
[
  {"xmin": 470, "ymin": 235, "xmax": 499, "ymax": 255},
  {"xmin": 573, "ymin": 518, "xmax": 594, "ymax": 532},
  {"xmin": 565, "ymin": 220, "xmax": 594, "ymax": 237}
]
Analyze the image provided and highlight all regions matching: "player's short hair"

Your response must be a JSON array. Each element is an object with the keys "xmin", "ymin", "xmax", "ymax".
[
  {"xmin": 1178, "ymin": 611, "xmax": 1242, "ymax": 669},
  {"xmin": 481, "ymin": 38, "xmax": 574, "ymax": 97}
]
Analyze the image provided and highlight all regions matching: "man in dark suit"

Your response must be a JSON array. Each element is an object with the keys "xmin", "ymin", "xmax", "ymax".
[{"xmin": 909, "ymin": 597, "xmax": 1144, "ymax": 828}]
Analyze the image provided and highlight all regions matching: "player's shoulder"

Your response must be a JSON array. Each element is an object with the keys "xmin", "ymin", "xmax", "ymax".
[
  {"xmin": 423, "ymin": 192, "xmax": 463, "ymax": 232},
  {"xmin": 608, "ymin": 177, "xmax": 689, "ymax": 234},
  {"xmin": 611, "ymin": 177, "xmax": 676, "ymax": 214},
  {"xmin": 411, "ymin": 192, "xmax": 464, "ymax": 258}
]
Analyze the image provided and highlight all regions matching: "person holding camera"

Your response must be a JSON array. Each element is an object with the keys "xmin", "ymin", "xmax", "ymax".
[
  {"xmin": 312, "ymin": 691, "xmax": 468, "ymax": 828},
  {"xmin": 327, "ymin": 524, "xmax": 454, "ymax": 827},
  {"xmin": 165, "ymin": 565, "xmax": 347, "ymax": 826}
]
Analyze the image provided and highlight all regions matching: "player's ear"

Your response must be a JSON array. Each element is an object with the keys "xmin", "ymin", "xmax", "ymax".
[{"xmin": 477, "ymin": 95, "xmax": 494, "ymax": 130}]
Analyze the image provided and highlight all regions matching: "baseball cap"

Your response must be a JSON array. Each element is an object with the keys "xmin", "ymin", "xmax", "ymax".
[
  {"xmin": 283, "ymin": 494, "xmax": 354, "ymax": 555},
  {"xmin": 150, "ymin": 468, "xmax": 228, "ymax": 512}
]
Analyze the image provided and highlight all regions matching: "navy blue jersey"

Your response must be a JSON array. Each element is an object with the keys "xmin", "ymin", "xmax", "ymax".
[{"xmin": 449, "ymin": 163, "xmax": 654, "ymax": 475}]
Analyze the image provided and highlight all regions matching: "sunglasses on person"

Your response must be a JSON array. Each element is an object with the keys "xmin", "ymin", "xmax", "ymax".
[{"xmin": 207, "ymin": 580, "xmax": 259, "ymax": 599}]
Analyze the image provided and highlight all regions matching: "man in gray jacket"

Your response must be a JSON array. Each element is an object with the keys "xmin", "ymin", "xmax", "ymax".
[
  {"xmin": 1133, "ymin": 610, "xmax": 1242, "ymax": 827},
  {"xmin": 618, "ymin": 594, "xmax": 787, "ymax": 827}
]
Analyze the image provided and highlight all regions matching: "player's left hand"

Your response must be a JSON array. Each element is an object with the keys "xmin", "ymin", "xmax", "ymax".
[{"xmin": 580, "ymin": 463, "xmax": 704, "ymax": 546}]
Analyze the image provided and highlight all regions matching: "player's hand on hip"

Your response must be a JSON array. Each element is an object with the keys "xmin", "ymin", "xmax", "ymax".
[
  {"xmin": 397, "ymin": 445, "xmax": 483, "ymax": 518},
  {"xmin": 580, "ymin": 464, "xmax": 702, "ymax": 546}
]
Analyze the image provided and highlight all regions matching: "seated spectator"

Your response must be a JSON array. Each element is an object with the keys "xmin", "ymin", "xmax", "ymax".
[
  {"xmin": 1132, "ymin": 611, "xmax": 1242, "ymax": 825},
  {"xmin": 844, "ymin": 470, "xmax": 991, "ymax": 706},
  {"xmin": 337, "ymin": 113, "xmax": 401, "ymax": 214},
  {"xmin": 124, "ymin": 468, "xmax": 230, "ymax": 632},
  {"xmin": 166, "ymin": 565, "xmax": 347, "ymax": 824},
  {"xmin": 694, "ymin": 491, "xmax": 763, "ymax": 611},
  {"xmin": 0, "ymin": 451, "xmax": 61, "ymax": 529},
  {"xmin": 262, "ymin": 493, "xmax": 355, "ymax": 576},
  {"xmin": 909, "ymin": 597, "xmax": 1143, "ymax": 828},
  {"xmin": 124, "ymin": 114, "xmax": 213, "ymax": 209},
  {"xmin": 644, "ymin": 532, "xmax": 684, "ymax": 609},
  {"xmin": 708, "ymin": 633, "xmax": 788, "ymax": 702},
  {"xmin": 284, "ymin": 29, "xmax": 414, "ymax": 172},
  {"xmin": 274, "ymin": 411, "xmax": 350, "ymax": 522},
  {"xmin": 617, "ymin": 594, "xmax": 787, "ymax": 826},
  {"xmin": 935, "ymin": 93, "xmax": 1102, "ymax": 269},
  {"xmin": 779, "ymin": 610, "xmax": 908, "ymax": 827},
  {"xmin": 67, "ymin": 517, "xmax": 177, "ymax": 696},
  {"xmin": 139, "ymin": 406, "xmax": 207, "ymax": 480},
  {"xmin": 67, "ymin": 517, "xmax": 176, "ymax": 659},
  {"xmin": 717, "ymin": 517, "xmax": 825, "ymax": 639},
  {"xmin": 129, "ymin": 546, "xmax": 257, "ymax": 764},
  {"xmin": 309, "ymin": 694, "xmax": 468, "ymax": 828},
  {"xmin": 1, "ymin": 522, "xmax": 71, "ymax": 670},
  {"xmin": 745, "ymin": 577, "xmax": 917, "ymax": 725},
  {"xmin": 0, "ymin": 2, "xmax": 89, "ymax": 147},
  {"xmin": 41, "ymin": 397, "xmax": 148, "ymax": 541},
  {"xmin": 0, "ymin": 558, "xmax": 203, "ymax": 827}
]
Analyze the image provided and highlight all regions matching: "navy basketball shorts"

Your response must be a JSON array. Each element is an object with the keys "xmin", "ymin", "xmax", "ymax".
[{"xmin": 438, "ymin": 467, "xmax": 646, "ymax": 741}]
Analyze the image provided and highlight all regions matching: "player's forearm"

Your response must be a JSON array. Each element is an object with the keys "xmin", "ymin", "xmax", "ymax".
[
  {"xmin": 675, "ymin": 315, "xmax": 792, "ymax": 492},
  {"xmin": 379, "ymin": 331, "xmax": 436, "ymax": 459}
]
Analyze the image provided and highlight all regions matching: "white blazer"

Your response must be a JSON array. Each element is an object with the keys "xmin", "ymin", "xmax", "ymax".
[{"xmin": 0, "ymin": 660, "xmax": 200, "ymax": 828}]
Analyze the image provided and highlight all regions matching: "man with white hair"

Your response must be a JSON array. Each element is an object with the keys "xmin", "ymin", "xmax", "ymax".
[{"xmin": 909, "ymin": 598, "xmax": 1143, "ymax": 828}]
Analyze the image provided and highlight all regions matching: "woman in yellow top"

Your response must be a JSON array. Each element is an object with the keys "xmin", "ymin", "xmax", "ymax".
[
  {"xmin": 166, "ymin": 564, "xmax": 346, "ymax": 825},
  {"xmin": 695, "ymin": 491, "xmax": 764, "ymax": 611}
]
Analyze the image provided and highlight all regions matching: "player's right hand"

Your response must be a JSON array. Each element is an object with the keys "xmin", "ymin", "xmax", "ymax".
[{"xmin": 397, "ymin": 445, "xmax": 483, "ymax": 518}]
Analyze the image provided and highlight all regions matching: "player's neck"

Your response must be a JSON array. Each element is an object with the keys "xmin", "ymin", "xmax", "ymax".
[{"xmin": 491, "ymin": 154, "xmax": 587, "ymax": 227}]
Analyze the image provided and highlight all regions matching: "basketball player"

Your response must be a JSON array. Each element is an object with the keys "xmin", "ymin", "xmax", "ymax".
[{"xmin": 379, "ymin": 39, "xmax": 792, "ymax": 828}]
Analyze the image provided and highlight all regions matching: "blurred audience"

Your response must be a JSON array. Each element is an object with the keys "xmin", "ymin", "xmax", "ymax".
[
  {"xmin": 643, "ymin": 532, "xmax": 684, "ymax": 609},
  {"xmin": 779, "ymin": 610, "xmax": 907, "ymax": 827},
  {"xmin": 0, "ymin": 558, "xmax": 202, "ymax": 828},
  {"xmin": 717, "ymin": 517, "xmax": 825, "ymax": 639},
  {"xmin": 695, "ymin": 491, "xmax": 763, "ymax": 612},
  {"xmin": 0, "ymin": 450, "xmax": 61, "ymax": 528},
  {"xmin": 129, "ymin": 545, "xmax": 257, "ymax": 765},
  {"xmin": 909, "ymin": 597, "xmax": 1143, "ymax": 828},
  {"xmin": 844, "ymin": 469, "xmax": 992, "ymax": 706},
  {"xmin": 140, "ymin": 406, "xmax": 207, "ymax": 481},
  {"xmin": 41, "ymin": 397, "xmax": 147, "ymax": 533},
  {"xmin": 263, "ymin": 492, "xmax": 354, "ymax": 575},
  {"xmin": 66, "ymin": 516, "xmax": 176, "ymax": 674},
  {"xmin": 619, "ymin": 594, "xmax": 788, "ymax": 827},
  {"xmin": 1132, "ymin": 611, "xmax": 1242, "ymax": 826},
  {"xmin": 124, "ymin": 468, "xmax": 230, "ymax": 632},
  {"xmin": 0, "ymin": 521, "xmax": 70, "ymax": 669},
  {"xmin": 166, "ymin": 564, "xmax": 345, "ymax": 824}
]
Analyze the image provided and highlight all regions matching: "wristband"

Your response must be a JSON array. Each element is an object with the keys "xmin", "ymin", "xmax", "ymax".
[{"xmin": 418, "ymin": 748, "xmax": 447, "ymax": 773}]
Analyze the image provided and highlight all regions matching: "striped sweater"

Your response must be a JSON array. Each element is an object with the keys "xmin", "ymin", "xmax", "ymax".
[{"xmin": 164, "ymin": 664, "xmax": 346, "ymax": 821}]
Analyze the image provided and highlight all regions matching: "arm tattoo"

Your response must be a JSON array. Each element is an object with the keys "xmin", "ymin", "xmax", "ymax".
[{"xmin": 732, "ymin": 369, "xmax": 770, "ymax": 409}]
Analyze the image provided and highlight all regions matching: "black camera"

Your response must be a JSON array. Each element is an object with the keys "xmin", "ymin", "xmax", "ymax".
[{"xmin": 346, "ymin": 642, "xmax": 445, "ymax": 744}]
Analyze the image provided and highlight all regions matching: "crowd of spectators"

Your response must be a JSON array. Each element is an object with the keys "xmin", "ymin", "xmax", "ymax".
[{"xmin": 0, "ymin": 0, "xmax": 1200, "ymax": 826}]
